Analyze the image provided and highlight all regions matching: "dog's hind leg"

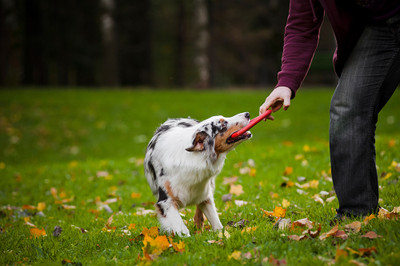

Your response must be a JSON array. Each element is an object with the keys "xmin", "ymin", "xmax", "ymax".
[
  {"xmin": 198, "ymin": 199, "xmax": 223, "ymax": 231},
  {"xmin": 156, "ymin": 199, "xmax": 190, "ymax": 236},
  {"xmin": 194, "ymin": 205, "xmax": 205, "ymax": 229}
]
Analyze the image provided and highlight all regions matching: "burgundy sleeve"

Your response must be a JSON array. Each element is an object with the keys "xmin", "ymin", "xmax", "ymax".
[{"xmin": 276, "ymin": 0, "xmax": 325, "ymax": 98}]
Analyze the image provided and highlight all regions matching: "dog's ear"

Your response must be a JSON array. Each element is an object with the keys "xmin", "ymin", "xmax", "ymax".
[
  {"xmin": 186, "ymin": 131, "xmax": 218, "ymax": 163},
  {"xmin": 186, "ymin": 131, "xmax": 208, "ymax": 152}
]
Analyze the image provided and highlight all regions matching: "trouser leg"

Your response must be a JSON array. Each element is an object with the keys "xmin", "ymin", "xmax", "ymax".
[{"xmin": 330, "ymin": 23, "xmax": 400, "ymax": 217}]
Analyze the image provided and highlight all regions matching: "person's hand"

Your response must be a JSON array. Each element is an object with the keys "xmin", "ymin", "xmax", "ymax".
[{"xmin": 259, "ymin": 86, "xmax": 292, "ymax": 120}]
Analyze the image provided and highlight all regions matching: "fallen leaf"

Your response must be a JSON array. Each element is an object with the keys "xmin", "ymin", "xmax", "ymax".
[
  {"xmin": 319, "ymin": 224, "xmax": 339, "ymax": 240},
  {"xmin": 363, "ymin": 214, "xmax": 375, "ymax": 225},
  {"xmin": 288, "ymin": 234, "xmax": 307, "ymax": 241},
  {"xmin": 335, "ymin": 230, "xmax": 348, "ymax": 240},
  {"xmin": 345, "ymin": 221, "xmax": 362, "ymax": 233},
  {"xmin": 22, "ymin": 205, "xmax": 36, "ymax": 210},
  {"xmin": 37, "ymin": 202, "xmax": 46, "ymax": 211},
  {"xmin": 358, "ymin": 247, "xmax": 377, "ymax": 256},
  {"xmin": 228, "ymin": 251, "xmax": 241, "ymax": 261},
  {"xmin": 283, "ymin": 166, "xmax": 293, "ymax": 176},
  {"xmin": 361, "ymin": 231, "xmax": 382, "ymax": 239},
  {"xmin": 291, "ymin": 218, "xmax": 313, "ymax": 230},
  {"xmin": 261, "ymin": 206, "xmax": 286, "ymax": 219},
  {"xmin": 131, "ymin": 192, "xmax": 141, "ymax": 199},
  {"xmin": 223, "ymin": 176, "xmax": 238, "ymax": 185},
  {"xmin": 141, "ymin": 227, "xmax": 159, "ymax": 238},
  {"xmin": 30, "ymin": 228, "xmax": 46, "ymax": 238},
  {"xmin": 207, "ymin": 239, "xmax": 224, "ymax": 245},
  {"xmin": 312, "ymin": 194, "xmax": 324, "ymax": 205},
  {"xmin": 243, "ymin": 252, "xmax": 253, "ymax": 259},
  {"xmin": 230, "ymin": 184, "xmax": 244, "ymax": 196},
  {"xmin": 335, "ymin": 248, "xmax": 348, "ymax": 261},
  {"xmin": 222, "ymin": 194, "xmax": 232, "ymax": 202},
  {"xmin": 53, "ymin": 226, "xmax": 62, "ymax": 237},
  {"xmin": 326, "ymin": 196, "xmax": 336, "ymax": 203},
  {"xmin": 282, "ymin": 199, "xmax": 290, "ymax": 209},
  {"xmin": 172, "ymin": 240, "xmax": 185, "ymax": 252},
  {"xmin": 234, "ymin": 200, "xmax": 248, "ymax": 206}
]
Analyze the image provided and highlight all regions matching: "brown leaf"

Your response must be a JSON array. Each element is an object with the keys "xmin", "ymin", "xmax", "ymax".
[
  {"xmin": 345, "ymin": 221, "xmax": 362, "ymax": 233},
  {"xmin": 319, "ymin": 224, "xmax": 339, "ymax": 240},
  {"xmin": 361, "ymin": 231, "xmax": 382, "ymax": 239},
  {"xmin": 291, "ymin": 218, "xmax": 313, "ymax": 230},
  {"xmin": 335, "ymin": 230, "xmax": 348, "ymax": 240},
  {"xmin": 288, "ymin": 234, "xmax": 307, "ymax": 241},
  {"xmin": 358, "ymin": 247, "xmax": 377, "ymax": 256}
]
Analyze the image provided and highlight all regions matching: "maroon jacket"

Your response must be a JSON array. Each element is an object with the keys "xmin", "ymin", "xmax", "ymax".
[{"xmin": 275, "ymin": 0, "xmax": 369, "ymax": 97}]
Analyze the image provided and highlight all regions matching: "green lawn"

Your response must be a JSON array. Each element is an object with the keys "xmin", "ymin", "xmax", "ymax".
[{"xmin": 1, "ymin": 88, "xmax": 399, "ymax": 265}]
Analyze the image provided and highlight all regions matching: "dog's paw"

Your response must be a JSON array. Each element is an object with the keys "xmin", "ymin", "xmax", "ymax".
[{"xmin": 174, "ymin": 226, "xmax": 191, "ymax": 237}]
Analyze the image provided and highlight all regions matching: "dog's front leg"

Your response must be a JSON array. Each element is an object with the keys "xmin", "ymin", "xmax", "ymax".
[
  {"xmin": 198, "ymin": 198, "xmax": 223, "ymax": 231},
  {"xmin": 156, "ymin": 199, "xmax": 190, "ymax": 237}
]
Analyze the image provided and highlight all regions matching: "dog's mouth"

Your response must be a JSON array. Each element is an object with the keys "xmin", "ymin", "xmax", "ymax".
[{"xmin": 226, "ymin": 131, "xmax": 252, "ymax": 144}]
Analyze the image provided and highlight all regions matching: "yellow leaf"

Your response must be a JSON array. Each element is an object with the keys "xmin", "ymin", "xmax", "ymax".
[
  {"xmin": 131, "ymin": 192, "xmax": 142, "ymax": 199},
  {"xmin": 37, "ymin": 202, "xmax": 46, "ymax": 212},
  {"xmin": 0, "ymin": 162, "xmax": 5, "ymax": 169},
  {"xmin": 229, "ymin": 184, "xmax": 244, "ymax": 196},
  {"xmin": 303, "ymin": 145, "xmax": 310, "ymax": 152},
  {"xmin": 363, "ymin": 214, "xmax": 375, "ymax": 225},
  {"xmin": 282, "ymin": 199, "xmax": 291, "ymax": 209},
  {"xmin": 172, "ymin": 240, "xmax": 185, "ymax": 252},
  {"xmin": 30, "ymin": 228, "xmax": 46, "ymax": 238},
  {"xmin": 249, "ymin": 168, "xmax": 256, "ymax": 177},
  {"xmin": 309, "ymin": 180, "xmax": 319, "ymax": 189},
  {"xmin": 261, "ymin": 206, "xmax": 286, "ymax": 218},
  {"xmin": 68, "ymin": 161, "xmax": 78, "ymax": 169},
  {"xmin": 381, "ymin": 172, "xmax": 392, "ymax": 180},
  {"xmin": 269, "ymin": 192, "xmax": 279, "ymax": 199},
  {"xmin": 228, "ymin": 251, "xmax": 241, "ymax": 261},
  {"xmin": 142, "ymin": 227, "xmax": 159, "ymax": 238}
]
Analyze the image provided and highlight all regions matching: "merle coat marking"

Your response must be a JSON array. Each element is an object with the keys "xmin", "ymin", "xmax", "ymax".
[{"xmin": 144, "ymin": 113, "xmax": 251, "ymax": 236}]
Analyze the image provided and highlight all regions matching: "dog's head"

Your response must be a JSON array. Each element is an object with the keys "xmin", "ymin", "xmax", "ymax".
[{"xmin": 185, "ymin": 112, "xmax": 252, "ymax": 162}]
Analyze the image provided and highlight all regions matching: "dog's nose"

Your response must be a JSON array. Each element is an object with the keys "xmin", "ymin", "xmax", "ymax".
[{"xmin": 244, "ymin": 112, "xmax": 250, "ymax": 119}]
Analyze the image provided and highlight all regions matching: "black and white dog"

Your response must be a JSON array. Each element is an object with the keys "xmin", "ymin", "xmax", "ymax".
[{"xmin": 144, "ymin": 112, "xmax": 251, "ymax": 236}]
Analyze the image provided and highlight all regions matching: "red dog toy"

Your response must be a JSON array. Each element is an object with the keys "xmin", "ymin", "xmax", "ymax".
[{"xmin": 230, "ymin": 109, "xmax": 272, "ymax": 139}]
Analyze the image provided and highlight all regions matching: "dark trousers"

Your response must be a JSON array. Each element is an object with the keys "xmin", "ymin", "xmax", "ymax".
[{"xmin": 330, "ymin": 17, "xmax": 400, "ymax": 217}]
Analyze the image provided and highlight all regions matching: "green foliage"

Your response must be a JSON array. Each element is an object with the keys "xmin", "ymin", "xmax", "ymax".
[{"xmin": 0, "ymin": 88, "xmax": 399, "ymax": 265}]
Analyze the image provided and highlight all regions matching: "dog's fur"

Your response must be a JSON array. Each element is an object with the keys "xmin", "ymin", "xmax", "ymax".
[{"xmin": 144, "ymin": 112, "xmax": 251, "ymax": 236}]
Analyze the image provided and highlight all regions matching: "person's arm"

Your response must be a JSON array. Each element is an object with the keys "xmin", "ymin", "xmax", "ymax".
[{"xmin": 260, "ymin": 0, "xmax": 324, "ymax": 115}]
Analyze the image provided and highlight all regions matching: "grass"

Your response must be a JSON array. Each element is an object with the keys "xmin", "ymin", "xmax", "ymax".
[{"xmin": 0, "ymin": 88, "xmax": 399, "ymax": 265}]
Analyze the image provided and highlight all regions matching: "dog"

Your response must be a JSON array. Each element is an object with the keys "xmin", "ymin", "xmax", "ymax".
[{"xmin": 144, "ymin": 112, "xmax": 252, "ymax": 236}]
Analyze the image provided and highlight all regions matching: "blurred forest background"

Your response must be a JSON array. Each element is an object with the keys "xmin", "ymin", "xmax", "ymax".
[{"xmin": 0, "ymin": 0, "xmax": 337, "ymax": 88}]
